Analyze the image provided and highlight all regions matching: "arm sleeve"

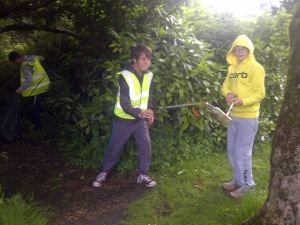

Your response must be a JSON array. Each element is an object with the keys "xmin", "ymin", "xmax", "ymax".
[
  {"xmin": 118, "ymin": 76, "xmax": 142, "ymax": 118},
  {"xmin": 147, "ymin": 82, "xmax": 154, "ymax": 109},
  {"xmin": 20, "ymin": 64, "xmax": 33, "ymax": 90},
  {"xmin": 242, "ymin": 65, "xmax": 265, "ymax": 106}
]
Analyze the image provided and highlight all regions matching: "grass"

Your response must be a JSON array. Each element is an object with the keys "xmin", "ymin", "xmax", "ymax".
[
  {"xmin": 0, "ymin": 192, "xmax": 47, "ymax": 225},
  {"xmin": 124, "ymin": 143, "xmax": 271, "ymax": 225}
]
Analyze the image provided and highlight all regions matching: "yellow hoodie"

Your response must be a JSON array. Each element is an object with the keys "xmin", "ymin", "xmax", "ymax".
[{"xmin": 221, "ymin": 34, "xmax": 265, "ymax": 118}]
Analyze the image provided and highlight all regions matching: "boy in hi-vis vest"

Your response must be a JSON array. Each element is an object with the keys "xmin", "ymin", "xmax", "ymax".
[
  {"xmin": 8, "ymin": 51, "xmax": 50, "ymax": 130},
  {"xmin": 93, "ymin": 44, "xmax": 156, "ymax": 188}
]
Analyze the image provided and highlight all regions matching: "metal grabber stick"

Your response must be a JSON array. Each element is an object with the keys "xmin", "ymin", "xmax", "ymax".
[
  {"xmin": 158, "ymin": 101, "xmax": 234, "ymax": 127},
  {"xmin": 158, "ymin": 102, "xmax": 201, "ymax": 109}
]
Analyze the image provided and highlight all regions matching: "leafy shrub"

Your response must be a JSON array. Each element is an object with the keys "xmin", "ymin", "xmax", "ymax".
[
  {"xmin": 1, "ymin": 2, "xmax": 290, "ymax": 171},
  {"xmin": 58, "ymin": 123, "xmax": 227, "ymax": 172},
  {"xmin": 48, "ymin": 4, "xmax": 289, "ymax": 170},
  {"xmin": 0, "ymin": 189, "xmax": 47, "ymax": 225}
]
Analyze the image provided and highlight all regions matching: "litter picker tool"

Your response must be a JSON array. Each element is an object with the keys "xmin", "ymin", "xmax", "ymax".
[
  {"xmin": 205, "ymin": 102, "xmax": 233, "ymax": 127},
  {"xmin": 158, "ymin": 102, "xmax": 203, "ymax": 119},
  {"xmin": 226, "ymin": 102, "xmax": 234, "ymax": 116},
  {"xmin": 158, "ymin": 101, "xmax": 234, "ymax": 127},
  {"xmin": 158, "ymin": 102, "xmax": 201, "ymax": 109}
]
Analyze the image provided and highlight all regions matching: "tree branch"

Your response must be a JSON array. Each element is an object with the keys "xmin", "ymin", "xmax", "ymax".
[
  {"xmin": 0, "ymin": 24, "xmax": 104, "ymax": 48},
  {"xmin": 0, "ymin": 0, "xmax": 54, "ymax": 19},
  {"xmin": 0, "ymin": 24, "xmax": 84, "ymax": 40}
]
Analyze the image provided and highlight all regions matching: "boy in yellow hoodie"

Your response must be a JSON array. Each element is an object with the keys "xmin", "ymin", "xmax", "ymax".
[{"xmin": 221, "ymin": 34, "xmax": 265, "ymax": 198}]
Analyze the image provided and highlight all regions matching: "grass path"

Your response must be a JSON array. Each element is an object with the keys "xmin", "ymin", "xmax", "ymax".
[{"xmin": 124, "ymin": 143, "xmax": 271, "ymax": 225}]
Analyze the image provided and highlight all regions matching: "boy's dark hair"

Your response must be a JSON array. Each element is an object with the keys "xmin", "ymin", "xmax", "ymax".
[
  {"xmin": 131, "ymin": 44, "xmax": 152, "ymax": 62},
  {"xmin": 8, "ymin": 51, "xmax": 21, "ymax": 62}
]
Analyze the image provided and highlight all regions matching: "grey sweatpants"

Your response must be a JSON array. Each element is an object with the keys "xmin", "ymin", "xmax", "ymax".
[
  {"xmin": 227, "ymin": 116, "xmax": 258, "ymax": 187},
  {"xmin": 101, "ymin": 119, "xmax": 151, "ymax": 175}
]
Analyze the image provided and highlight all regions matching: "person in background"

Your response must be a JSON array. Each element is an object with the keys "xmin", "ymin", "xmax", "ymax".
[
  {"xmin": 8, "ymin": 52, "xmax": 50, "ymax": 130},
  {"xmin": 221, "ymin": 34, "xmax": 265, "ymax": 198},
  {"xmin": 92, "ymin": 44, "xmax": 156, "ymax": 188}
]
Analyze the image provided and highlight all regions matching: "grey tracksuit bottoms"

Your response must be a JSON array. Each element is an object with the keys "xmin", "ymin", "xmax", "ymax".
[
  {"xmin": 101, "ymin": 119, "xmax": 151, "ymax": 175},
  {"xmin": 227, "ymin": 116, "xmax": 258, "ymax": 187}
]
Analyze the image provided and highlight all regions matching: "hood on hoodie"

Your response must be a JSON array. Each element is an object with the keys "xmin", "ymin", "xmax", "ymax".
[{"xmin": 226, "ymin": 34, "xmax": 255, "ymax": 65}]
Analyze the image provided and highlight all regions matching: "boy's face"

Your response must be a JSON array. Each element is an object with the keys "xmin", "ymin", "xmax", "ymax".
[
  {"xmin": 133, "ymin": 52, "xmax": 151, "ymax": 73},
  {"xmin": 233, "ymin": 46, "xmax": 249, "ymax": 63},
  {"xmin": 13, "ymin": 57, "xmax": 22, "ymax": 65}
]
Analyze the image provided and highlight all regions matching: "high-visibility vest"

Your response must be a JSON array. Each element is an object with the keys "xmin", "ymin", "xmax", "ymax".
[
  {"xmin": 114, "ymin": 70, "xmax": 153, "ymax": 120},
  {"xmin": 20, "ymin": 56, "xmax": 50, "ymax": 97}
]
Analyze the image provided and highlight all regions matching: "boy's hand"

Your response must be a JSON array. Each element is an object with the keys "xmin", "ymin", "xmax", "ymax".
[
  {"xmin": 138, "ymin": 109, "xmax": 155, "ymax": 125},
  {"xmin": 15, "ymin": 88, "xmax": 23, "ymax": 94},
  {"xmin": 147, "ymin": 110, "xmax": 155, "ymax": 125},
  {"xmin": 226, "ymin": 93, "xmax": 243, "ymax": 106},
  {"xmin": 138, "ymin": 109, "xmax": 153, "ymax": 119},
  {"xmin": 226, "ymin": 93, "xmax": 236, "ymax": 104},
  {"xmin": 233, "ymin": 98, "xmax": 243, "ymax": 106}
]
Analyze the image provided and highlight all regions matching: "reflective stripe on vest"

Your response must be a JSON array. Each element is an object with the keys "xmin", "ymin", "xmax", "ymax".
[
  {"xmin": 21, "ymin": 56, "xmax": 50, "ymax": 97},
  {"xmin": 114, "ymin": 70, "xmax": 153, "ymax": 119}
]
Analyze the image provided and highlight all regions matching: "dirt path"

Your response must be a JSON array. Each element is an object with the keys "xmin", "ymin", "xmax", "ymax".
[{"xmin": 0, "ymin": 139, "xmax": 147, "ymax": 225}]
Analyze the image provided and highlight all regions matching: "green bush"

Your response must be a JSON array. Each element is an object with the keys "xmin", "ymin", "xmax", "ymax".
[
  {"xmin": 0, "ymin": 189, "xmax": 47, "ymax": 225},
  {"xmin": 58, "ymin": 124, "xmax": 226, "ymax": 172},
  {"xmin": 0, "ymin": 1, "xmax": 290, "ymax": 171},
  {"xmin": 47, "ymin": 4, "xmax": 230, "ymax": 170}
]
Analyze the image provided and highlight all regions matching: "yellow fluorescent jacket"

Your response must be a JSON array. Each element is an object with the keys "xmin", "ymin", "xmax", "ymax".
[
  {"xmin": 221, "ymin": 34, "xmax": 265, "ymax": 118},
  {"xmin": 114, "ymin": 70, "xmax": 153, "ymax": 120},
  {"xmin": 21, "ymin": 56, "xmax": 50, "ymax": 97}
]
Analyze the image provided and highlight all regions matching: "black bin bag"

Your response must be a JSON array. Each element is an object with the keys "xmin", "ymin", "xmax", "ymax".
[{"xmin": 0, "ymin": 93, "xmax": 21, "ymax": 141}]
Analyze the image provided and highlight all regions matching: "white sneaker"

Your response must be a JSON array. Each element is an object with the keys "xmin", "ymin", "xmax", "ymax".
[
  {"xmin": 230, "ymin": 186, "xmax": 254, "ymax": 199},
  {"xmin": 222, "ymin": 181, "xmax": 240, "ymax": 192},
  {"xmin": 92, "ymin": 172, "xmax": 108, "ymax": 188},
  {"xmin": 137, "ymin": 174, "xmax": 156, "ymax": 188}
]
